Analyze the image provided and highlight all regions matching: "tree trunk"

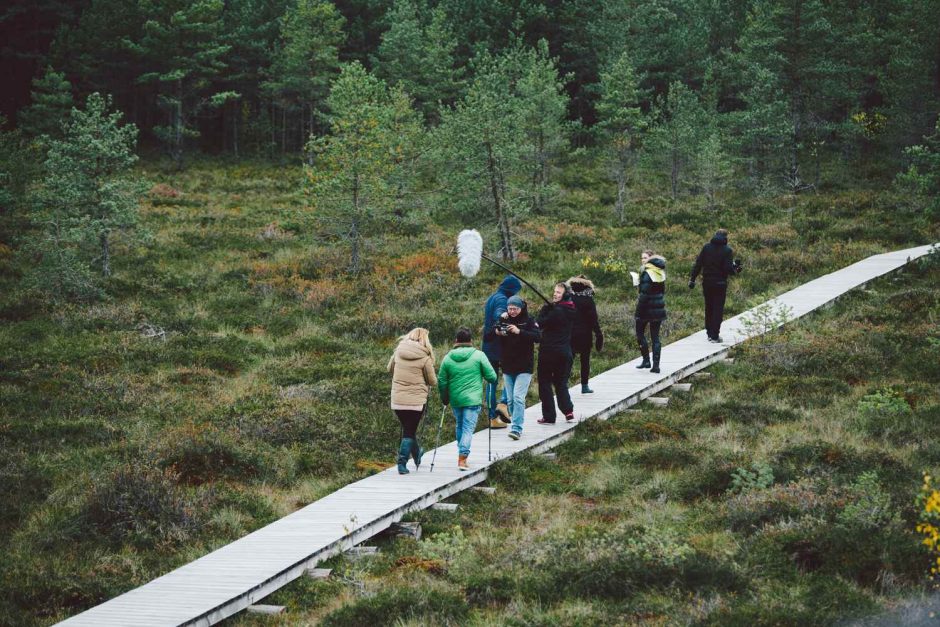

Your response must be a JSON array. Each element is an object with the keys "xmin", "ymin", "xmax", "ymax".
[
  {"xmin": 100, "ymin": 231, "xmax": 111, "ymax": 278},
  {"xmin": 486, "ymin": 141, "xmax": 514, "ymax": 261},
  {"xmin": 350, "ymin": 173, "xmax": 361, "ymax": 274},
  {"xmin": 615, "ymin": 168, "xmax": 627, "ymax": 224},
  {"xmin": 670, "ymin": 145, "xmax": 679, "ymax": 200},
  {"xmin": 233, "ymin": 101, "xmax": 239, "ymax": 158},
  {"xmin": 173, "ymin": 80, "xmax": 184, "ymax": 171}
]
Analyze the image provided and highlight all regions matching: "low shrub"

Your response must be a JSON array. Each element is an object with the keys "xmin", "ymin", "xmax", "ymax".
[
  {"xmin": 696, "ymin": 399, "xmax": 802, "ymax": 427},
  {"xmin": 320, "ymin": 586, "xmax": 469, "ymax": 626},
  {"xmin": 157, "ymin": 424, "xmax": 263, "ymax": 484},
  {"xmin": 628, "ymin": 441, "xmax": 700, "ymax": 470},
  {"xmin": 81, "ymin": 459, "xmax": 205, "ymax": 548}
]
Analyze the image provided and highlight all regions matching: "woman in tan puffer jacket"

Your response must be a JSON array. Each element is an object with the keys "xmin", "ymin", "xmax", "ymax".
[{"xmin": 387, "ymin": 327, "xmax": 438, "ymax": 474}]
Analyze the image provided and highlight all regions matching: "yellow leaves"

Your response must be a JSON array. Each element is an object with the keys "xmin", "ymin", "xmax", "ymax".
[{"xmin": 917, "ymin": 471, "xmax": 940, "ymax": 587}]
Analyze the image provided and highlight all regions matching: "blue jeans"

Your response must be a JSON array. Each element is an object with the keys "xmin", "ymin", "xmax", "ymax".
[
  {"xmin": 503, "ymin": 372, "xmax": 532, "ymax": 434},
  {"xmin": 453, "ymin": 405, "xmax": 480, "ymax": 457},
  {"xmin": 485, "ymin": 364, "xmax": 508, "ymax": 417}
]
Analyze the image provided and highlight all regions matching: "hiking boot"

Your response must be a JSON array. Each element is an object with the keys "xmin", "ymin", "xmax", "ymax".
[
  {"xmin": 397, "ymin": 438, "xmax": 413, "ymax": 475},
  {"xmin": 581, "ymin": 384, "xmax": 594, "ymax": 394},
  {"xmin": 650, "ymin": 350, "xmax": 661, "ymax": 374},
  {"xmin": 564, "ymin": 411, "xmax": 575, "ymax": 422},
  {"xmin": 495, "ymin": 402, "xmax": 511, "ymax": 423},
  {"xmin": 489, "ymin": 418, "xmax": 508, "ymax": 429},
  {"xmin": 714, "ymin": 336, "xmax": 723, "ymax": 343},
  {"xmin": 458, "ymin": 455, "xmax": 469, "ymax": 471},
  {"xmin": 508, "ymin": 430, "xmax": 521, "ymax": 440},
  {"xmin": 637, "ymin": 350, "xmax": 651, "ymax": 368},
  {"xmin": 537, "ymin": 417, "xmax": 556, "ymax": 425},
  {"xmin": 411, "ymin": 440, "xmax": 424, "ymax": 469}
]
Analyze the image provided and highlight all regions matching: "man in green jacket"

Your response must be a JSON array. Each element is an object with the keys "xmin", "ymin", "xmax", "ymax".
[{"xmin": 438, "ymin": 327, "xmax": 498, "ymax": 471}]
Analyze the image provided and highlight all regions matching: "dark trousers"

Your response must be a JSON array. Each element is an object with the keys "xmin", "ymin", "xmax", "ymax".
[
  {"xmin": 635, "ymin": 319, "xmax": 662, "ymax": 354},
  {"xmin": 394, "ymin": 408, "xmax": 423, "ymax": 439},
  {"xmin": 703, "ymin": 281, "xmax": 728, "ymax": 339},
  {"xmin": 573, "ymin": 347, "xmax": 592, "ymax": 385},
  {"xmin": 538, "ymin": 350, "xmax": 573, "ymax": 421}
]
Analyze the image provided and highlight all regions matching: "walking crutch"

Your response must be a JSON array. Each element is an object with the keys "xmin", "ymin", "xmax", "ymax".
[{"xmin": 429, "ymin": 401, "xmax": 447, "ymax": 473}]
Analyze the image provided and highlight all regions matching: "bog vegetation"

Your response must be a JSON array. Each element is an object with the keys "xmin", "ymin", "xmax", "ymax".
[{"xmin": 1, "ymin": 1, "xmax": 939, "ymax": 625}]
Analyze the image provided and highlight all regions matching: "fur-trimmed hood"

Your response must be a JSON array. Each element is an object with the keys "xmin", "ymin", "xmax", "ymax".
[{"xmin": 566, "ymin": 275, "xmax": 596, "ymax": 297}]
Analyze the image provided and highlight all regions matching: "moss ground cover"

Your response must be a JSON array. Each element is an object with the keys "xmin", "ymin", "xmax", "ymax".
[{"xmin": 0, "ymin": 158, "xmax": 937, "ymax": 625}]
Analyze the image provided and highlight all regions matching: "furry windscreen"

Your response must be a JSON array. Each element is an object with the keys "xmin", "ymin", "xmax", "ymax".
[{"xmin": 457, "ymin": 229, "xmax": 483, "ymax": 277}]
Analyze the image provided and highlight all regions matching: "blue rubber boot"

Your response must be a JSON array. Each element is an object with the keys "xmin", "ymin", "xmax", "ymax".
[
  {"xmin": 397, "ymin": 438, "xmax": 413, "ymax": 474},
  {"xmin": 411, "ymin": 439, "xmax": 424, "ymax": 470}
]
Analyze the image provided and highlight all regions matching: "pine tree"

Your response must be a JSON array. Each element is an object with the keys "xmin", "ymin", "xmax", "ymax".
[
  {"xmin": 265, "ymin": 0, "xmax": 345, "ymax": 152},
  {"xmin": 305, "ymin": 63, "xmax": 422, "ymax": 273},
  {"xmin": 129, "ymin": 0, "xmax": 238, "ymax": 170},
  {"xmin": 514, "ymin": 39, "xmax": 570, "ymax": 215},
  {"xmin": 896, "ymin": 116, "xmax": 940, "ymax": 218},
  {"xmin": 433, "ymin": 50, "xmax": 529, "ymax": 260},
  {"xmin": 596, "ymin": 51, "xmax": 647, "ymax": 223},
  {"xmin": 17, "ymin": 66, "xmax": 74, "ymax": 140},
  {"xmin": 28, "ymin": 93, "xmax": 145, "ymax": 299}
]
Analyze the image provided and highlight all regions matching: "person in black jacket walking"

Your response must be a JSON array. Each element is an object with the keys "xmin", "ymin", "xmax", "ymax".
[
  {"xmin": 635, "ymin": 250, "xmax": 667, "ymax": 373},
  {"xmin": 689, "ymin": 229, "xmax": 741, "ymax": 343},
  {"xmin": 495, "ymin": 295, "xmax": 541, "ymax": 439},
  {"xmin": 536, "ymin": 283, "xmax": 578, "ymax": 424},
  {"xmin": 566, "ymin": 275, "xmax": 603, "ymax": 394}
]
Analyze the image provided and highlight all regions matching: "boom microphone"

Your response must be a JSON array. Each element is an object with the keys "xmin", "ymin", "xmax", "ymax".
[
  {"xmin": 453, "ymin": 230, "xmax": 551, "ymax": 305},
  {"xmin": 457, "ymin": 229, "xmax": 483, "ymax": 278}
]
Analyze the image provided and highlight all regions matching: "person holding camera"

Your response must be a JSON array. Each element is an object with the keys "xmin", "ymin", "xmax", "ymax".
[
  {"xmin": 566, "ymin": 275, "xmax": 603, "ymax": 394},
  {"xmin": 635, "ymin": 250, "xmax": 667, "ymax": 373},
  {"xmin": 387, "ymin": 328, "xmax": 437, "ymax": 475},
  {"xmin": 536, "ymin": 283, "xmax": 578, "ymax": 424},
  {"xmin": 495, "ymin": 295, "xmax": 541, "ymax": 440},
  {"xmin": 482, "ymin": 275, "xmax": 522, "ymax": 429},
  {"xmin": 688, "ymin": 228, "xmax": 742, "ymax": 343}
]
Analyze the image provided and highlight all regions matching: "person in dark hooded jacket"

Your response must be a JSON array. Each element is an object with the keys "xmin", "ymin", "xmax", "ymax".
[
  {"xmin": 495, "ymin": 295, "xmax": 540, "ymax": 439},
  {"xmin": 536, "ymin": 282, "xmax": 578, "ymax": 423},
  {"xmin": 566, "ymin": 275, "xmax": 604, "ymax": 394},
  {"xmin": 689, "ymin": 228, "xmax": 741, "ymax": 343},
  {"xmin": 482, "ymin": 275, "xmax": 522, "ymax": 427},
  {"xmin": 635, "ymin": 250, "xmax": 667, "ymax": 373}
]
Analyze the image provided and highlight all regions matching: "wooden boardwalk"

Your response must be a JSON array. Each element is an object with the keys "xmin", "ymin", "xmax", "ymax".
[{"xmin": 57, "ymin": 243, "xmax": 937, "ymax": 626}]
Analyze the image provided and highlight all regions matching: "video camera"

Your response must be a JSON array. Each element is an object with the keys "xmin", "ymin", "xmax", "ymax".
[
  {"xmin": 495, "ymin": 322, "xmax": 513, "ymax": 335},
  {"xmin": 732, "ymin": 258, "xmax": 743, "ymax": 274}
]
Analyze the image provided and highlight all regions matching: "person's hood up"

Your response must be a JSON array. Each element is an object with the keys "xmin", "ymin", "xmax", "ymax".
[
  {"xmin": 499, "ymin": 275, "xmax": 522, "ymax": 296},
  {"xmin": 397, "ymin": 338, "xmax": 432, "ymax": 362},
  {"xmin": 711, "ymin": 231, "xmax": 728, "ymax": 246},
  {"xmin": 566, "ymin": 275, "xmax": 596, "ymax": 296},
  {"xmin": 644, "ymin": 256, "xmax": 666, "ymax": 283},
  {"xmin": 448, "ymin": 345, "xmax": 476, "ymax": 362},
  {"xmin": 507, "ymin": 301, "xmax": 530, "ymax": 320}
]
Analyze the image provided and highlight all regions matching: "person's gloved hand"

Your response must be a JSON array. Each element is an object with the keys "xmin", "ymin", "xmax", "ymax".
[
  {"xmin": 688, "ymin": 280, "xmax": 696, "ymax": 289},
  {"xmin": 595, "ymin": 333, "xmax": 604, "ymax": 352},
  {"xmin": 441, "ymin": 393, "xmax": 449, "ymax": 406}
]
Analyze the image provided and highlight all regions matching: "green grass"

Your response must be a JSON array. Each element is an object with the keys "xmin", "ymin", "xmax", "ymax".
[{"xmin": 0, "ymin": 156, "xmax": 938, "ymax": 625}]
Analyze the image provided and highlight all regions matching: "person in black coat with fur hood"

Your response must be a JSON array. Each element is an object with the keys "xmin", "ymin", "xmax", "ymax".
[
  {"xmin": 635, "ymin": 250, "xmax": 667, "ymax": 373},
  {"xmin": 566, "ymin": 275, "xmax": 604, "ymax": 394}
]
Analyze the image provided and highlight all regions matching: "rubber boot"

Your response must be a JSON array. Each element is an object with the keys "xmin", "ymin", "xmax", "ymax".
[
  {"xmin": 650, "ymin": 349, "xmax": 661, "ymax": 374},
  {"xmin": 637, "ymin": 349, "xmax": 651, "ymax": 369},
  {"xmin": 581, "ymin": 384, "xmax": 594, "ymax": 394},
  {"xmin": 411, "ymin": 439, "xmax": 424, "ymax": 469},
  {"xmin": 397, "ymin": 438, "xmax": 413, "ymax": 474}
]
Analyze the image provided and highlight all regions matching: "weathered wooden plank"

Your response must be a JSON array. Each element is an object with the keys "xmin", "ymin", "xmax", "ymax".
[
  {"xmin": 246, "ymin": 605, "xmax": 284, "ymax": 615},
  {"xmin": 647, "ymin": 397, "xmax": 670, "ymax": 407},
  {"xmin": 430, "ymin": 502, "xmax": 459, "ymax": 512}
]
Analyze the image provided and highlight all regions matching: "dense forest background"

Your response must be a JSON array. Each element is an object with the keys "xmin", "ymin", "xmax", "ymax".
[{"xmin": 3, "ymin": 0, "xmax": 940, "ymax": 176}]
